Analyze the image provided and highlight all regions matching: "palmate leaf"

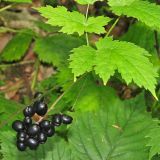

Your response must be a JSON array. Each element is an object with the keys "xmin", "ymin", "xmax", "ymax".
[
  {"xmin": 34, "ymin": 34, "xmax": 85, "ymax": 67},
  {"xmin": 0, "ymin": 76, "xmax": 158, "ymax": 160},
  {"xmin": 147, "ymin": 127, "xmax": 160, "ymax": 159},
  {"xmin": 1, "ymin": 30, "xmax": 33, "ymax": 62},
  {"xmin": 37, "ymin": 6, "xmax": 111, "ymax": 36},
  {"xmin": 75, "ymin": 0, "xmax": 102, "ymax": 5},
  {"xmin": 69, "ymin": 37, "xmax": 158, "ymax": 98},
  {"xmin": 109, "ymin": 0, "xmax": 160, "ymax": 31},
  {"xmin": 108, "ymin": 0, "xmax": 138, "ymax": 6}
]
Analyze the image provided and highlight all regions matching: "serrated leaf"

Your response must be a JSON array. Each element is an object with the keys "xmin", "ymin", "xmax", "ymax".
[
  {"xmin": 69, "ymin": 93, "xmax": 157, "ymax": 160},
  {"xmin": 34, "ymin": 34, "xmax": 85, "ymax": 66},
  {"xmin": 1, "ymin": 30, "xmax": 33, "ymax": 62},
  {"xmin": 37, "ymin": 6, "xmax": 111, "ymax": 35},
  {"xmin": 147, "ymin": 127, "xmax": 160, "ymax": 159},
  {"xmin": 109, "ymin": 1, "xmax": 160, "ymax": 31},
  {"xmin": 69, "ymin": 37, "xmax": 158, "ymax": 98},
  {"xmin": 95, "ymin": 37, "xmax": 158, "ymax": 98},
  {"xmin": 108, "ymin": 0, "xmax": 138, "ymax": 6},
  {"xmin": 70, "ymin": 46, "xmax": 96, "ymax": 81}
]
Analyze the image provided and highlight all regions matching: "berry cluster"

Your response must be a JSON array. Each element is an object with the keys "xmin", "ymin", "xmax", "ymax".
[{"xmin": 12, "ymin": 92, "xmax": 73, "ymax": 151}]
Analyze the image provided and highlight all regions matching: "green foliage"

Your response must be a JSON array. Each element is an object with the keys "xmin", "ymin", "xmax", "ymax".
[
  {"xmin": 147, "ymin": 127, "xmax": 160, "ymax": 159},
  {"xmin": 75, "ymin": 0, "xmax": 100, "ymax": 5},
  {"xmin": 109, "ymin": 1, "xmax": 160, "ymax": 31},
  {"xmin": 1, "ymin": 30, "xmax": 33, "ymax": 62},
  {"xmin": 34, "ymin": 34, "xmax": 85, "ymax": 66},
  {"xmin": 37, "ymin": 6, "xmax": 111, "ymax": 35},
  {"xmin": 69, "ymin": 37, "xmax": 158, "ymax": 98},
  {"xmin": 0, "ymin": 83, "xmax": 158, "ymax": 159}
]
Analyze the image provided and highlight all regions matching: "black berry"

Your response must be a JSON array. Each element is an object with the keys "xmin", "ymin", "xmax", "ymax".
[
  {"xmin": 62, "ymin": 114, "xmax": 73, "ymax": 124},
  {"xmin": 37, "ymin": 132, "xmax": 47, "ymax": 144},
  {"xmin": 17, "ymin": 131, "xmax": 27, "ymax": 142},
  {"xmin": 17, "ymin": 142, "xmax": 27, "ymax": 151},
  {"xmin": 23, "ymin": 106, "xmax": 35, "ymax": 117},
  {"xmin": 27, "ymin": 138, "xmax": 39, "ymax": 150},
  {"xmin": 34, "ymin": 101, "xmax": 48, "ymax": 116},
  {"xmin": 52, "ymin": 114, "xmax": 62, "ymax": 126},
  {"xmin": 12, "ymin": 120, "xmax": 24, "ymax": 132},
  {"xmin": 34, "ymin": 92, "xmax": 44, "ymax": 102},
  {"xmin": 40, "ymin": 120, "xmax": 51, "ymax": 131},
  {"xmin": 23, "ymin": 117, "xmax": 32, "ymax": 126},
  {"xmin": 27, "ymin": 124, "xmax": 40, "ymax": 136},
  {"xmin": 45, "ymin": 128, "xmax": 55, "ymax": 137}
]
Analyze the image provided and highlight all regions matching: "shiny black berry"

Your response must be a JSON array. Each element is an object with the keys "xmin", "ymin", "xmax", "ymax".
[
  {"xmin": 17, "ymin": 142, "xmax": 27, "ymax": 151},
  {"xmin": 12, "ymin": 120, "xmax": 24, "ymax": 132},
  {"xmin": 17, "ymin": 131, "xmax": 27, "ymax": 142},
  {"xmin": 37, "ymin": 132, "xmax": 47, "ymax": 144},
  {"xmin": 27, "ymin": 138, "xmax": 39, "ymax": 150},
  {"xmin": 34, "ymin": 92, "xmax": 44, "ymax": 102},
  {"xmin": 34, "ymin": 101, "xmax": 48, "ymax": 116},
  {"xmin": 52, "ymin": 114, "xmax": 62, "ymax": 126},
  {"xmin": 23, "ymin": 117, "xmax": 32, "ymax": 126},
  {"xmin": 27, "ymin": 124, "xmax": 40, "ymax": 136},
  {"xmin": 62, "ymin": 114, "xmax": 73, "ymax": 124},
  {"xmin": 23, "ymin": 106, "xmax": 35, "ymax": 117},
  {"xmin": 39, "ymin": 120, "xmax": 51, "ymax": 131},
  {"xmin": 45, "ymin": 128, "xmax": 55, "ymax": 137}
]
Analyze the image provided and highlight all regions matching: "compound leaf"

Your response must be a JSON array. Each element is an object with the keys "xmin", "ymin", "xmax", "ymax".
[{"xmin": 37, "ymin": 6, "xmax": 111, "ymax": 35}]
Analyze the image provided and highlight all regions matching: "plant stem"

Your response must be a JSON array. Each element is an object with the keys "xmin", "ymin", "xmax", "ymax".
[
  {"xmin": 0, "ymin": 5, "xmax": 12, "ymax": 13},
  {"xmin": 106, "ymin": 17, "xmax": 120, "ymax": 37},
  {"xmin": 31, "ymin": 59, "xmax": 40, "ymax": 92},
  {"xmin": 85, "ymin": 4, "xmax": 90, "ymax": 46},
  {"xmin": 0, "ymin": 60, "xmax": 34, "ymax": 69}
]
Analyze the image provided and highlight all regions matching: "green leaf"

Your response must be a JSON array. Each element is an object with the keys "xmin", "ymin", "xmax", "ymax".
[
  {"xmin": 109, "ymin": 1, "xmax": 160, "ymax": 31},
  {"xmin": 95, "ymin": 37, "xmax": 158, "ymax": 98},
  {"xmin": 37, "ymin": 6, "xmax": 111, "ymax": 35},
  {"xmin": 69, "ymin": 93, "xmax": 157, "ymax": 160},
  {"xmin": 1, "ymin": 30, "xmax": 33, "ymax": 62},
  {"xmin": 108, "ymin": 0, "xmax": 138, "ymax": 6},
  {"xmin": 69, "ymin": 46, "xmax": 96, "ymax": 81},
  {"xmin": 69, "ymin": 37, "xmax": 158, "ymax": 98},
  {"xmin": 147, "ymin": 126, "xmax": 160, "ymax": 159},
  {"xmin": 34, "ymin": 34, "xmax": 85, "ymax": 67}
]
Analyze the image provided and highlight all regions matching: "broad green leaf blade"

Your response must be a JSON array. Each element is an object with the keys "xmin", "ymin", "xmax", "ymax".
[
  {"xmin": 37, "ymin": 6, "xmax": 111, "ymax": 35},
  {"xmin": 69, "ymin": 46, "xmax": 96, "ymax": 81},
  {"xmin": 95, "ymin": 37, "xmax": 158, "ymax": 98},
  {"xmin": 147, "ymin": 127, "xmax": 160, "ymax": 159},
  {"xmin": 34, "ymin": 34, "xmax": 85, "ymax": 67},
  {"xmin": 109, "ymin": 1, "xmax": 160, "ymax": 31},
  {"xmin": 1, "ymin": 30, "xmax": 33, "ymax": 62},
  {"xmin": 108, "ymin": 0, "xmax": 138, "ymax": 6}
]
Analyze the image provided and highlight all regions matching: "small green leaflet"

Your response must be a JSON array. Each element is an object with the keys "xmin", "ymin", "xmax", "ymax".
[
  {"xmin": 147, "ymin": 126, "xmax": 160, "ymax": 160},
  {"xmin": 69, "ymin": 37, "xmax": 158, "ymax": 98},
  {"xmin": 1, "ymin": 30, "xmax": 33, "ymax": 62},
  {"xmin": 37, "ymin": 6, "xmax": 111, "ymax": 36},
  {"xmin": 70, "ymin": 46, "xmax": 96, "ymax": 82},
  {"xmin": 109, "ymin": 1, "xmax": 160, "ymax": 31}
]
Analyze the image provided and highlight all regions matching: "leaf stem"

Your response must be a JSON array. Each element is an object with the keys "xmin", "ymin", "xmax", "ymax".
[
  {"xmin": 31, "ymin": 59, "xmax": 40, "ymax": 92},
  {"xmin": 85, "ymin": 4, "xmax": 90, "ymax": 46},
  {"xmin": 106, "ymin": 17, "xmax": 120, "ymax": 37},
  {"xmin": 0, "ymin": 4, "xmax": 12, "ymax": 13}
]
